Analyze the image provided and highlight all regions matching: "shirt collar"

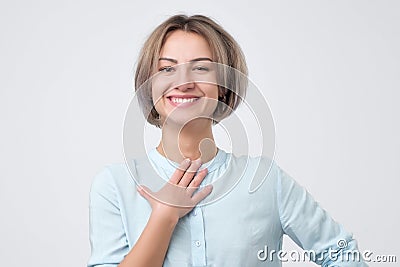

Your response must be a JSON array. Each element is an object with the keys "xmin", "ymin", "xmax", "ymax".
[{"xmin": 147, "ymin": 146, "xmax": 229, "ymax": 174}]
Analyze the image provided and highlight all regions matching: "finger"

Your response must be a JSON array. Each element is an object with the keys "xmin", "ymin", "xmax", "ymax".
[
  {"xmin": 178, "ymin": 158, "xmax": 202, "ymax": 187},
  {"xmin": 191, "ymin": 184, "xmax": 213, "ymax": 204},
  {"xmin": 169, "ymin": 158, "xmax": 191, "ymax": 184},
  {"xmin": 187, "ymin": 168, "xmax": 208, "ymax": 195}
]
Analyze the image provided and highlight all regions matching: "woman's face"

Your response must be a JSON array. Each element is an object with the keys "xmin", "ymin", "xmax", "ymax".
[{"xmin": 152, "ymin": 30, "xmax": 219, "ymax": 127}]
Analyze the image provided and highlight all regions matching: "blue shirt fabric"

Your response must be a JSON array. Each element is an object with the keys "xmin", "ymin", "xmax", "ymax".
[{"xmin": 88, "ymin": 147, "xmax": 367, "ymax": 267}]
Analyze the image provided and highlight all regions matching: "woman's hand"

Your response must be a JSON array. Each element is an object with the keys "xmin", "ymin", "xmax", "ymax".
[
  {"xmin": 119, "ymin": 159, "xmax": 212, "ymax": 267},
  {"xmin": 137, "ymin": 158, "xmax": 213, "ymax": 223}
]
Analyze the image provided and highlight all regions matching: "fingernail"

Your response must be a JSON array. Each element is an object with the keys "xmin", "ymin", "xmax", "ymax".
[
  {"xmin": 206, "ymin": 184, "xmax": 213, "ymax": 192},
  {"xmin": 193, "ymin": 158, "xmax": 202, "ymax": 165},
  {"xmin": 202, "ymin": 167, "xmax": 208, "ymax": 173}
]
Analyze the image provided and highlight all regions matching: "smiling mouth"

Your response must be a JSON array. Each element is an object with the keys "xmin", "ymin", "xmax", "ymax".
[{"xmin": 168, "ymin": 96, "xmax": 200, "ymax": 103}]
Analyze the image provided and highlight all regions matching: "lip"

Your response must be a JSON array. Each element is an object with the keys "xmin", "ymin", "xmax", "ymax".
[
  {"xmin": 166, "ymin": 94, "xmax": 201, "ymax": 98},
  {"xmin": 166, "ymin": 95, "xmax": 201, "ymax": 108}
]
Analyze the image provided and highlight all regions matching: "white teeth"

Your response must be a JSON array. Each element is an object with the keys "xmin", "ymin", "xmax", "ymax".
[{"xmin": 170, "ymin": 97, "xmax": 199, "ymax": 104}]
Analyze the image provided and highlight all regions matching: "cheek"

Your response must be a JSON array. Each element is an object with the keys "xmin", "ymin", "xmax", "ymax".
[
  {"xmin": 200, "ymin": 84, "xmax": 219, "ymax": 99},
  {"xmin": 151, "ymin": 86, "xmax": 162, "ymax": 104},
  {"xmin": 151, "ymin": 87, "xmax": 165, "ymax": 117},
  {"xmin": 200, "ymin": 84, "xmax": 220, "ymax": 115}
]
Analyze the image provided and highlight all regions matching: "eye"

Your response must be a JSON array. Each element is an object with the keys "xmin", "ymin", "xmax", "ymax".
[
  {"xmin": 192, "ymin": 65, "xmax": 210, "ymax": 72},
  {"xmin": 159, "ymin": 66, "xmax": 175, "ymax": 73}
]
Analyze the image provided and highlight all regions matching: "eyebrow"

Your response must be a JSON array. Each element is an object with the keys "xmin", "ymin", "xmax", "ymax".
[{"xmin": 158, "ymin": 57, "xmax": 213, "ymax": 63}]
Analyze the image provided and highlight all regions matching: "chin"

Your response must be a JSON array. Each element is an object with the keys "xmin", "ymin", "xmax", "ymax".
[{"xmin": 162, "ymin": 115, "xmax": 213, "ymax": 128}]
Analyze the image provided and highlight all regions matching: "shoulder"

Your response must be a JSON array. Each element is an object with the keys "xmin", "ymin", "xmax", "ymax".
[
  {"xmin": 229, "ymin": 152, "xmax": 278, "ymax": 172},
  {"xmin": 90, "ymin": 162, "xmax": 134, "ymax": 198},
  {"xmin": 226, "ymin": 152, "xmax": 282, "ymax": 192}
]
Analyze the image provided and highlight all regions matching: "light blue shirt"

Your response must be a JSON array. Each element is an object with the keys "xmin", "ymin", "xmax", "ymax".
[{"xmin": 88, "ymin": 147, "xmax": 367, "ymax": 266}]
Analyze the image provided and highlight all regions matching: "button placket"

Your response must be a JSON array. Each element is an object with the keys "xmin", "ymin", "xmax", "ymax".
[{"xmin": 189, "ymin": 207, "xmax": 206, "ymax": 266}]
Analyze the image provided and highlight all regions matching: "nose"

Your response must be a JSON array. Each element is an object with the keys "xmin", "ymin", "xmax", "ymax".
[
  {"xmin": 176, "ymin": 81, "xmax": 195, "ymax": 92},
  {"xmin": 173, "ymin": 64, "xmax": 196, "ymax": 91}
]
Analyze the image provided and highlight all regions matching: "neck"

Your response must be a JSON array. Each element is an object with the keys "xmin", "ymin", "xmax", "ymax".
[{"xmin": 156, "ymin": 118, "xmax": 218, "ymax": 164}]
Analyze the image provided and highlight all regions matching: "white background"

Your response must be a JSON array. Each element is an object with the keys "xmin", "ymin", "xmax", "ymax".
[{"xmin": 1, "ymin": 1, "xmax": 399, "ymax": 266}]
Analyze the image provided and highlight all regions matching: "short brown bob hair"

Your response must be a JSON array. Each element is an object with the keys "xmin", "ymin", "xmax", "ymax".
[{"xmin": 134, "ymin": 14, "xmax": 248, "ymax": 128}]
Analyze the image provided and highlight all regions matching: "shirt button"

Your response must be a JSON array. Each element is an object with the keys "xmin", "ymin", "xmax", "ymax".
[
  {"xmin": 195, "ymin": 240, "xmax": 201, "ymax": 247},
  {"xmin": 193, "ymin": 209, "xmax": 197, "ymax": 216}
]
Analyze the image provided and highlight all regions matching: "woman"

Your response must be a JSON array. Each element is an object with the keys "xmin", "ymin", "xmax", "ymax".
[{"xmin": 88, "ymin": 14, "xmax": 367, "ymax": 267}]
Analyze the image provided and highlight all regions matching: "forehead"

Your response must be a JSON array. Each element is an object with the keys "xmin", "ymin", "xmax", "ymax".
[{"xmin": 159, "ymin": 30, "xmax": 213, "ymax": 61}]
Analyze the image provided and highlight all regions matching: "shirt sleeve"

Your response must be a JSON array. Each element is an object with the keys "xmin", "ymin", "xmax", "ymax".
[
  {"xmin": 87, "ymin": 166, "xmax": 129, "ymax": 267},
  {"xmin": 276, "ymin": 164, "xmax": 368, "ymax": 266}
]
